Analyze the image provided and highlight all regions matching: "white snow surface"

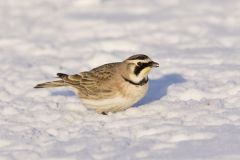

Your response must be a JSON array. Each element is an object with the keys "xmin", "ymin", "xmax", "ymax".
[{"xmin": 1, "ymin": 0, "xmax": 240, "ymax": 159}]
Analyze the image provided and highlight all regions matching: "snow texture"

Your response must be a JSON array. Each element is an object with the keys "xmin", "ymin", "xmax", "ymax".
[{"xmin": 1, "ymin": 0, "xmax": 240, "ymax": 160}]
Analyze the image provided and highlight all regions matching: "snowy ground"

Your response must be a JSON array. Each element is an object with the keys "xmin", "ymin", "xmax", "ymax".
[{"xmin": 1, "ymin": 0, "xmax": 240, "ymax": 159}]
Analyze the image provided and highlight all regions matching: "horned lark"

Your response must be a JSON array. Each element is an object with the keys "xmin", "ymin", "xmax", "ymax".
[{"xmin": 34, "ymin": 54, "xmax": 159, "ymax": 114}]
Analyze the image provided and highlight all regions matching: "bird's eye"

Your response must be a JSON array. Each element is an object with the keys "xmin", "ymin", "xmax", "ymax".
[{"xmin": 137, "ymin": 62, "xmax": 142, "ymax": 66}]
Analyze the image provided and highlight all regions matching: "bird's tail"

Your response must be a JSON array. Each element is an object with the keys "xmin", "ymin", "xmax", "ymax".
[{"xmin": 34, "ymin": 80, "xmax": 67, "ymax": 88}]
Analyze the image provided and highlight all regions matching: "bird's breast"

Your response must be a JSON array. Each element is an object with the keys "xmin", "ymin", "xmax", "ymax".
[{"xmin": 120, "ymin": 82, "xmax": 149, "ymax": 100}]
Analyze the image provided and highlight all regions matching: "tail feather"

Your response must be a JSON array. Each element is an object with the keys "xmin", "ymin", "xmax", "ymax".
[{"xmin": 34, "ymin": 80, "xmax": 66, "ymax": 88}]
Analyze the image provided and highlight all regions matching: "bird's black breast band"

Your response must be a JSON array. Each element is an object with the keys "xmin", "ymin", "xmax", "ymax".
[{"xmin": 121, "ymin": 76, "xmax": 148, "ymax": 86}]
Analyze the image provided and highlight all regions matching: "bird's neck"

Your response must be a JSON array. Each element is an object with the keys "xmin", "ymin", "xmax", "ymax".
[{"xmin": 122, "ymin": 75, "xmax": 148, "ymax": 86}]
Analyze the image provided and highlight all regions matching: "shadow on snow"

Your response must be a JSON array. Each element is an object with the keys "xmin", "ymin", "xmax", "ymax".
[
  {"xmin": 135, "ymin": 73, "xmax": 186, "ymax": 107},
  {"xmin": 51, "ymin": 90, "xmax": 75, "ymax": 97}
]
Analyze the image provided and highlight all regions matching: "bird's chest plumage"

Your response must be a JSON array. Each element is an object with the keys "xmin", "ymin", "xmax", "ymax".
[{"xmin": 121, "ymin": 82, "xmax": 148, "ymax": 101}]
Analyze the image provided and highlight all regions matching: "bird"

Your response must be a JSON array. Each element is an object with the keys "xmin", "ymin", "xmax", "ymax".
[{"xmin": 34, "ymin": 54, "xmax": 159, "ymax": 114}]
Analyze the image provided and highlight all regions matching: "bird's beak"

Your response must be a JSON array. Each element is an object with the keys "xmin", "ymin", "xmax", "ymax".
[{"xmin": 151, "ymin": 61, "xmax": 159, "ymax": 67}]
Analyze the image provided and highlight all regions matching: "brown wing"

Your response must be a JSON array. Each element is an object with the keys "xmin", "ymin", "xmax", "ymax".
[{"xmin": 58, "ymin": 63, "xmax": 120, "ymax": 99}]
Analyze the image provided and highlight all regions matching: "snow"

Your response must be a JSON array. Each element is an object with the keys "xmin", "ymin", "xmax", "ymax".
[{"xmin": 1, "ymin": 0, "xmax": 240, "ymax": 159}]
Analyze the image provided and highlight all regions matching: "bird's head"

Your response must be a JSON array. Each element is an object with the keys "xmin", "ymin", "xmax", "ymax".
[{"xmin": 123, "ymin": 54, "xmax": 159, "ymax": 83}]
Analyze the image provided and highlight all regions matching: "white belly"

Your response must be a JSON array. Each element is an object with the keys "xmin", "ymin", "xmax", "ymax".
[{"xmin": 81, "ymin": 84, "xmax": 148, "ymax": 113}]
